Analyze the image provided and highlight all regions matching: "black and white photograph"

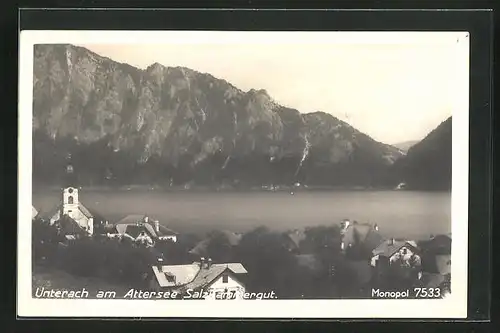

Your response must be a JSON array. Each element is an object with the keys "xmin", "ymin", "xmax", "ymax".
[{"xmin": 18, "ymin": 30, "xmax": 469, "ymax": 318}]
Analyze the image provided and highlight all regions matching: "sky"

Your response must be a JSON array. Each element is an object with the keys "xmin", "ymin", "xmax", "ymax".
[{"xmin": 79, "ymin": 31, "xmax": 467, "ymax": 144}]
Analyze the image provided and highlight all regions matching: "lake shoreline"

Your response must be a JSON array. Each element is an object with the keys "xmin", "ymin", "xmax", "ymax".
[{"xmin": 33, "ymin": 184, "xmax": 451, "ymax": 194}]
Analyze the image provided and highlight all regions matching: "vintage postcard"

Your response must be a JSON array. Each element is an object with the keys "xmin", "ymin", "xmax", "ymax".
[{"xmin": 18, "ymin": 30, "xmax": 469, "ymax": 318}]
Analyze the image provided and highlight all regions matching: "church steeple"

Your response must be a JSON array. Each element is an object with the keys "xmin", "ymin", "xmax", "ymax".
[{"xmin": 64, "ymin": 153, "xmax": 77, "ymax": 188}]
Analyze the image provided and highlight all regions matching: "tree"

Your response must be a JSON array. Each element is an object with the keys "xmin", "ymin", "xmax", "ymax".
[
  {"xmin": 234, "ymin": 226, "xmax": 304, "ymax": 298},
  {"xmin": 301, "ymin": 225, "xmax": 342, "ymax": 264},
  {"xmin": 205, "ymin": 231, "xmax": 234, "ymax": 263},
  {"xmin": 32, "ymin": 218, "xmax": 60, "ymax": 264}
]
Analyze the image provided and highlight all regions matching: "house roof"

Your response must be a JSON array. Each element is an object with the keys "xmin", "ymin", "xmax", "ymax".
[
  {"xmin": 156, "ymin": 224, "xmax": 178, "ymax": 237},
  {"xmin": 180, "ymin": 265, "xmax": 229, "ymax": 291},
  {"xmin": 152, "ymin": 262, "xmax": 247, "ymax": 289},
  {"xmin": 32, "ymin": 206, "xmax": 38, "ymax": 219},
  {"xmin": 181, "ymin": 263, "xmax": 247, "ymax": 292},
  {"xmin": 114, "ymin": 220, "xmax": 177, "ymax": 239},
  {"xmin": 372, "ymin": 240, "xmax": 416, "ymax": 258},
  {"xmin": 78, "ymin": 203, "xmax": 93, "ymax": 219},
  {"xmin": 58, "ymin": 216, "xmax": 87, "ymax": 236},
  {"xmin": 115, "ymin": 223, "xmax": 156, "ymax": 238},
  {"xmin": 44, "ymin": 203, "xmax": 63, "ymax": 220},
  {"xmin": 116, "ymin": 214, "xmax": 147, "ymax": 225},
  {"xmin": 363, "ymin": 230, "xmax": 385, "ymax": 252},
  {"xmin": 343, "ymin": 222, "xmax": 384, "ymax": 251},
  {"xmin": 153, "ymin": 264, "xmax": 200, "ymax": 287},
  {"xmin": 420, "ymin": 234, "xmax": 452, "ymax": 255},
  {"xmin": 285, "ymin": 229, "xmax": 307, "ymax": 249}
]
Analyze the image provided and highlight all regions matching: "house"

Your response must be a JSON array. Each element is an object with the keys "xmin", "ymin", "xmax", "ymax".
[
  {"xmin": 150, "ymin": 258, "xmax": 248, "ymax": 300},
  {"xmin": 418, "ymin": 234, "xmax": 451, "ymax": 279},
  {"xmin": 418, "ymin": 253, "xmax": 451, "ymax": 292},
  {"xmin": 340, "ymin": 219, "xmax": 384, "ymax": 253},
  {"xmin": 45, "ymin": 161, "xmax": 96, "ymax": 236},
  {"xmin": 395, "ymin": 182, "xmax": 407, "ymax": 190},
  {"xmin": 113, "ymin": 214, "xmax": 178, "ymax": 243},
  {"xmin": 56, "ymin": 215, "xmax": 89, "ymax": 241},
  {"xmin": 415, "ymin": 232, "xmax": 451, "ymax": 292},
  {"xmin": 371, "ymin": 239, "xmax": 421, "ymax": 268},
  {"xmin": 282, "ymin": 229, "xmax": 307, "ymax": 253},
  {"xmin": 419, "ymin": 234, "xmax": 451, "ymax": 255},
  {"xmin": 189, "ymin": 230, "xmax": 242, "ymax": 257}
]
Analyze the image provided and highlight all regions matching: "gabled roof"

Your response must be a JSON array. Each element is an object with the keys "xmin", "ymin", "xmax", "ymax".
[
  {"xmin": 116, "ymin": 214, "xmax": 147, "ymax": 225},
  {"xmin": 343, "ymin": 222, "xmax": 384, "ymax": 251},
  {"xmin": 153, "ymin": 264, "xmax": 200, "ymax": 287},
  {"xmin": 115, "ymin": 223, "xmax": 156, "ymax": 238},
  {"xmin": 32, "ymin": 206, "xmax": 39, "ymax": 219},
  {"xmin": 44, "ymin": 203, "xmax": 63, "ymax": 220},
  {"xmin": 420, "ymin": 234, "xmax": 451, "ymax": 255},
  {"xmin": 362, "ymin": 229, "xmax": 385, "ymax": 252},
  {"xmin": 58, "ymin": 216, "xmax": 87, "ymax": 236},
  {"xmin": 155, "ymin": 224, "xmax": 178, "ymax": 237},
  {"xmin": 114, "ymin": 220, "xmax": 177, "ymax": 239},
  {"xmin": 372, "ymin": 240, "xmax": 416, "ymax": 258},
  {"xmin": 284, "ymin": 229, "xmax": 307, "ymax": 249},
  {"xmin": 78, "ymin": 203, "xmax": 93, "ymax": 219},
  {"xmin": 152, "ymin": 262, "xmax": 247, "ymax": 289},
  {"xmin": 180, "ymin": 263, "xmax": 247, "ymax": 292}
]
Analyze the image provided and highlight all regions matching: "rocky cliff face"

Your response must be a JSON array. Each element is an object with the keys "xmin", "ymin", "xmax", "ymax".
[{"xmin": 32, "ymin": 44, "xmax": 404, "ymax": 188}]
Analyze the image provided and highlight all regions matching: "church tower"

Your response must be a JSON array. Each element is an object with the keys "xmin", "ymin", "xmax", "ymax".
[
  {"xmin": 49, "ymin": 154, "xmax": 94, "ymax": 235},
  {"xmin": 62, "ymin": 154, "xmax": 79, "ymax": 221}
]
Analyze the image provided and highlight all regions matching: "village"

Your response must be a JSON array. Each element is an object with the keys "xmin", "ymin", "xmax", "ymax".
[{"xmin": 31, "ymin": 161, "xmax": 452, "ymax": 300}]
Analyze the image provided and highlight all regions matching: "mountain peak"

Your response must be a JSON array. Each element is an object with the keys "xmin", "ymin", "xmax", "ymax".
[{"xmin": 147, "ymin": 62, "xmax": 165, "ymax": 70}]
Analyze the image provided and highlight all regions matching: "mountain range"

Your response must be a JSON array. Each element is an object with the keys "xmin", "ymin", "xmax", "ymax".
[{"xmin": 32, "ymin": 44, "xmax": 451, "ymax": 190}]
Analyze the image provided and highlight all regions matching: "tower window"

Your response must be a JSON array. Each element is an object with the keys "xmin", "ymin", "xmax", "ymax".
[
  {"xmin": 68, "ymin": 188, "xmax": 74, "ymax": 194},
  {"xmin": 68, "ymin": 196, "xmax": 74, "ymax": 204}
]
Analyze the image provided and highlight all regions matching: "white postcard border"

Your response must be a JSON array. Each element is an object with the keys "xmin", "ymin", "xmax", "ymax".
[{"xmin": 18, "ymin": 30, "xmax": 469, "ymax": 318}]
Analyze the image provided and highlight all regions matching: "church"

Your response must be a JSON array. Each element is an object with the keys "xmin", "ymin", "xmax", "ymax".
[{"xmin": 46, "ymin": 155, "xmax": 96, "ymax": 236}]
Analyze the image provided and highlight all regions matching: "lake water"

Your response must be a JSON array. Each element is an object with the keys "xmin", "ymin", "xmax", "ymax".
[{"xmin": 32, "ymin": 189, "xmax": 451, "ymax": 240}]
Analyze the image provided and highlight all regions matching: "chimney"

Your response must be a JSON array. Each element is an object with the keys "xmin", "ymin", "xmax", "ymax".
[
  {"xmin": 154, "ymin": 220, "xmax": 160, "ymax": 232},
  {"xmin": 207, "ymin": 258, "xmax": 212, "ymax": 269},
  {"xmin": 156, "ymin": 257, "xmax": 164, "ymax": 272},
  {"xmin": 341, "ymin": 219, "xmax": 350, "ymax": 231},
  {"xmin": 389, "ymin": 238, "xmax": 395, "ymax": 245},
  {"xmin": 144, "ymin": 216, "xmax": 149, "ymax": 223},
  {"xmin": 374, "ymin": 224, "xmax": 379, "ymax": 231},
  {"xmin": 200, "ymin": 257, "xmax": 205, "ymax": 268}
]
